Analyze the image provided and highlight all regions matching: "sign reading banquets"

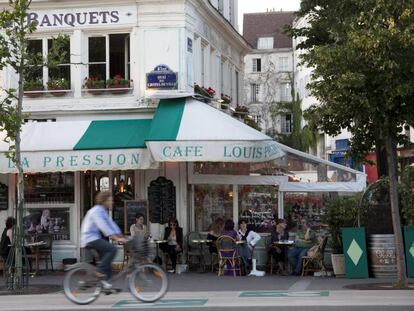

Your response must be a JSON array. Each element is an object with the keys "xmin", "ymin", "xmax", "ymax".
[
  {"xmin": 146, "ymin": 64, "xmax": 178, "ymax": 90},
  {"xmin": 27, "ymin": 6, "xmax": 137, "ymax": 29}
]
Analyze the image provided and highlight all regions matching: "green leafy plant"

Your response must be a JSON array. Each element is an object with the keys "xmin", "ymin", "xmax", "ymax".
[
  {"xmin": 400, "ymin": 166, "xmax": 414, "ymax": 226},
  {"xmin": 47, "ymin": 78, "xmax": 69, "ymax": 89},
  {"xmin": 83, "ymin": 76, "xmax": 105, "ymax": 89},
  {"xmin": 23, "ymin": 79, "xmax": 43, "ymax": 91},
  {"xmin": 106, "ymin": 74, "xmax": 130, "ymax": 87},
  {"xmin": 322, "ymin": 196, "xmax": 360, "ymax": 254}
]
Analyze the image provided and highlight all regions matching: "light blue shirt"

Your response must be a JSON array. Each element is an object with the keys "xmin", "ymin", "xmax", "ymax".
[{"xmin": 81, "ymin": 205, "xmax": 121, "ymax": 247}]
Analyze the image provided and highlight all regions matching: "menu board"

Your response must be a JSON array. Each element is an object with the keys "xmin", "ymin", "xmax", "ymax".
[
  {"xmin": 124, "ymin": 200, "xmax": 148, "ymax": 234},
  {"xmin": 0, "ymin": 183, "xmax": 8, "ymax": 210},
  {"xmin": 148, "ymin": 177, "xmax": 176, "ymax": 224}
]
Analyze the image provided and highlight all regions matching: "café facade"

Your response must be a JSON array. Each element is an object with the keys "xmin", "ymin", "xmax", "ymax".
[{"xmin": 0, "ymin": 0, "xmax": 366, "ymax": 267}]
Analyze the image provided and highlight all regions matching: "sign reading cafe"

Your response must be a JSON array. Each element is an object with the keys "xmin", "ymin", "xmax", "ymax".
[{"xmin": 27, "ymin": 6, "xmax": 137, "ymax": 29}]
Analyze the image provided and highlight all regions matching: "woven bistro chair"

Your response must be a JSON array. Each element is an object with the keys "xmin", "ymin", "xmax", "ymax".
[
  {"xmin": 301, "ymin": 235, "xmax": 328, "ymax": 276},
  {"xmin": 216, "ymin": 235, "xmax": 241, "ymax": 276}
]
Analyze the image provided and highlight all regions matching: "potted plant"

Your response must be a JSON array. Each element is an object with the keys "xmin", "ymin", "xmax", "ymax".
[
  {"xmin": 194, "ymin": 84, "xmax": 215, "ymax": 99},
  {"xmin": 219, "ymin": 93, "xmax": 231, "ymax": 109},
  {"xmin": 83, "ymin": 76, "xmax": 106, "ymax": 95},
  {"xmin": 106, "ymin": 74, "xmax": 131, "ymax": 94},
  {"xmin": 23, "ymin": 79, "xmax": 44, "ymax": 98},
  {"xmin": 322, "ymin": 196, "xmax": 359, "ymax": 276},
  {"xmin": 47, "ymin": 78, "xmax": 70, "ymax": 96}
]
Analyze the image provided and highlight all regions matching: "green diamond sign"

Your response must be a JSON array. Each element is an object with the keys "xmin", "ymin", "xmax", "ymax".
[
  {"xmin": 404, "ymin": 226, "xmax": 414, "ymax": 277},
  {"xmin": 347, "ymin": 239, "xmax": 363, "ymax": 266},
  {"xmin": 342, "ymin": 227, "xmax": 368, "ymax": 278}
]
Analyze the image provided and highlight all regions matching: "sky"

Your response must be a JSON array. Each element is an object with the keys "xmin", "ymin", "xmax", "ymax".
[{"xmin": 238, "ymin": 0, "xmax": 301, "ymax": 33}]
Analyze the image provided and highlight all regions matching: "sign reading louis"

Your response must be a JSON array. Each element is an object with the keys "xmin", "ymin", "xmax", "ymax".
[{"xmin": 146, "ymin": 64, "xmax": 178, "ymax": 90}]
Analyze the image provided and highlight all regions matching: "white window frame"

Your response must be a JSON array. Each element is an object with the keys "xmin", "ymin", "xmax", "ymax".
[
  {"xmin": 252, "ymin": 58, "xmax": 261, "ymax": 73},
  {"xmin": 280, "ymin": 82, "xmax": 291, "ymax": 102},
  {"xmin": 257, "ymin": 37, "xmax": 274, "ymax": 49},
  {"xmin": 87, "ymin": 34, "xmax": 130, "ymax": 80},
  {"xmin": 278, "ymin": 57, "xmax": 289, "ymax": 71},
  {"xmin": 251, "ymin": 83, "xmax": 260, "ymax": 102}
]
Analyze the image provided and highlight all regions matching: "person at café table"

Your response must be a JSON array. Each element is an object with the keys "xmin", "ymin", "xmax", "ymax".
[
  {"xmin": 207, "ymin": 217, "xmax": 224, "ymax": 254},
  {"xmin": 160, "ymin": 217, "xmax": 183, "ymax": 273},
  {"xmin": 288, "ymin": 218, "xmax": 316, "ymax": 276},
  {"xmin": 130, "ymin": 213, "xmax": 149, "ymax": 241},
  {"xmin": 237, "ymin": 219, "xmax": 260, "ymax": 271},
  {"xmin": 268, "ymin": 219, "xmax": 289, "ymax": 274},
  {"xmin": 222, "ymin": 219, "xmax": 238, "ymax": 239}
]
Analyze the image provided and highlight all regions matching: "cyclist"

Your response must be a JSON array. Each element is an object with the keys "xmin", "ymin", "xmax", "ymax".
[{"xmin": 81, "ymin": 191, "xmax": 126, "ymax": 289}]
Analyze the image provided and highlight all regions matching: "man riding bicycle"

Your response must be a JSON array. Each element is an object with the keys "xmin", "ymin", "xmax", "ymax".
[{"xmin": 81, "ymin": 191, "xmax": 126, "ymax": 289}]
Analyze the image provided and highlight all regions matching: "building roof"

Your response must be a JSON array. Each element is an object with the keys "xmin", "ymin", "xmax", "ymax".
[{"xmin": 243, "ymin": 11, "xmax": 296, "ymax": 49}]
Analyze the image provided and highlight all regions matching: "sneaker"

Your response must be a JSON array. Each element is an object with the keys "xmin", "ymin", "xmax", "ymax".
[
  {"xmin": 167, "ymin": 269, "xmax": 175, "ymax": 273},
  {"xmin": 100, "ymin": 280, "xmax": 113, "ymax": 290}
]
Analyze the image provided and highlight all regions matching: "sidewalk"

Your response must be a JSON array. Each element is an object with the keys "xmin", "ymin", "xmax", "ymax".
[
  {"xmin": 1, "ymin": 270, "xmax": 413, "ymax": 292},
  {"xmin": 0, "ymin": 272, "xmax": 413, "ymax": 310}
]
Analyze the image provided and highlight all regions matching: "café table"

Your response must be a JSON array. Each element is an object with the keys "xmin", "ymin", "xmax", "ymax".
[
  {"xmin": 149, "ymin": 239, "xmax": 167, "ymax": 266},
  {"xmin": 190, "ymin": 239, "xmax": 212, "ymax": 273},
  {"xmin": 271, "ymin": 240, "xmax": 294, "ymax": 273}
]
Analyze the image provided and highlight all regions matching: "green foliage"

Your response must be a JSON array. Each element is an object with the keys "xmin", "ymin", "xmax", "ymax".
[
  {"xmin": 322, "ymin": 196, "xmax": 361, "ymax": 254},
  {"xmin": 291, "ymin": 0, "xmax": 414, "ymax": 164},
  {"xmin": 270, "ymin": 75, "xmax": 317, "ymax": 152},
  {"xmin": 106, "ymin": 74, "xmax": 130, "ymax": 87},
  {"xmin": 23, "ymin": 79, "xmax": 43, "ymax": 91},
  {"xmin": 83, "ymin": 76, "xmax": 105, "ymax": 89},
  {"xmin": 47, "ymin": 78, "xmax": 69, "ymax": 89}
]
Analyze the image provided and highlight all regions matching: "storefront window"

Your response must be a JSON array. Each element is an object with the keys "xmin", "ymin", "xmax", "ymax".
[
  {"xmin": 238, "ymin": 185, "xmax": 278, "ymax": 233},
  {"xmin": 194, "ymin": 185, "xmax": 233, "ymax": 232},
  {"xmin": 23, "ymin": 207, "xmax": 70, "ymax": 240},
  {"xmin": 112, "ymin": 171, "xmax": 134, "ymax": 233},
  {"xmin": 24, "ymin": 172, "xmax": 74, "ymax": 203}
]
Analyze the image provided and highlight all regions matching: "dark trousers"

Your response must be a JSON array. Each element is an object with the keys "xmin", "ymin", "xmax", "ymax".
[
  {"xmin": 87, "ymin": 239, "xmax": 117, "ymax": 280},
  {"xmin": 161, "ymin": 244, "xmax": 181, "ymax": 270}
]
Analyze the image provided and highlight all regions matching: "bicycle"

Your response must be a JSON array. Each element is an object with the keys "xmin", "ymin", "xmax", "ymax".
[{"xmin": 63, "ymin": 237, "xmax": 168, "ymax": 305}]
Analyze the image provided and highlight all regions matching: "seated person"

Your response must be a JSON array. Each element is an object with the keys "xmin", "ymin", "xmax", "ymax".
[
  {"xmin": 207, "ymin": 217, "xmax": 224, "ymax": 254},
  {"xmin": 237, "ymin": 219, "xmax": 260, "ymax": 271},
  {"xmin": 288, "ymin": 218, "xmax": 316, "ymax": 275},
  {"xmin": 130, "ymin": 213, "xmax": 149, "ymax": 240},
  {"xmin": 222, "ymin": 219, "xmax": 238, "ymax": 240},
  {"xmin": 268, "ymin": 220, "xmax": 289, "ymax": 274},
  {"xmin": 0, "ymin": 217, "xmax": 14, "ymax": 261},
  {"xmin": 160, "ymin": 217, "xmax": 183, "ymax": 273}
]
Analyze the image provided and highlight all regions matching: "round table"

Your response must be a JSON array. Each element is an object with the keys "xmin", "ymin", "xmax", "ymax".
[
  {"xmin": 191, "ymin": 239, "xmax": 212, "ymax": 273},
  {"xmin": 149, "ymin": 239, "xmax": 167, "ymax": 265}
]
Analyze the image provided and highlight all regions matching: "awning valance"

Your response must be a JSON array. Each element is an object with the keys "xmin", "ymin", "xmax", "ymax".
[
  {"xmin": 0, "ymin": 119, "xmax": 157, "ymax": 173},
  {"xmin": 146, "ymin": 98, "xmax": 285, "ymax": 162}
]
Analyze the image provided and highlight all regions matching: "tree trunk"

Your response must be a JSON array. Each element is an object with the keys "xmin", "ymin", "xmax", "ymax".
[
  {"xmin": 384, "ymin": 134, "xmax": 407, "ymax": 287},
  {"xmin": 375, "ymin": 137, "xmax": 388, "ymax": 178},
  {"xmin": 12, "ymin": 24, "xmax": 26, "ymax": 289}
]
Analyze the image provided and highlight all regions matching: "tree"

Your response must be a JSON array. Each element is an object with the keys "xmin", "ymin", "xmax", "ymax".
[
  {"xmin": 270, "ymin": 74, "xmax": 317, "ymax": 152},
  {"xmin": 292, "ymin": 0, "xmax": 414, "ymax": 287},
  {"xmin": 0, "ymin": 0, "xmax": 67, "ymax": 289}
]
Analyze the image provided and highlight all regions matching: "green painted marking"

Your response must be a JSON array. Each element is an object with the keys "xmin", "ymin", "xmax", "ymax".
[
  {"xmin": 239, "ymin": 291, "xmax": 329, "ymax": 298},
  {"xmin": 113, "ymin": 299, "xmax": 208, "ymax": 309}
]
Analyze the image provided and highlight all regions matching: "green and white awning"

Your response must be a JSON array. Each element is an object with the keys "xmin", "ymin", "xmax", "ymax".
[
  {"xmin": 146, "ymin": 98, "xmax": 285, "ymax": 162},
  {"xmin": 0, "ymin": 119, "xmax": 157, "ymax": 173}
]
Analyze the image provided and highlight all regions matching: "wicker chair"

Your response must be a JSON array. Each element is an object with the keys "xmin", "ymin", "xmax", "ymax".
[
  {"xmin": 216, "ymin": 235, "xmax": 241, "ymax": 276},
  {"xmin": 301, "ymin": 236, "xmax": 328, "ymax": 276}
]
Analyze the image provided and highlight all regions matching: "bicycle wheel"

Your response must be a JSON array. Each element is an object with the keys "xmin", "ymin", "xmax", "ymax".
[
  {"xmin": 63, "ymin": 266, "xmax": 101, "ymax": 305},
  {"xmin": 128, "ymin": 263, "xmax": 168, "ymax": 302}
]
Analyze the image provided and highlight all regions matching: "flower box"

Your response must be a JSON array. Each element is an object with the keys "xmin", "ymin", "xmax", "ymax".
[
  {"xmin": 83, "ymin": 77, "xmax": 106, "ymax": 95},
  {"xmin": 47, "ymin": 78, "xmax": 70, "ymax": 97},
  {"xmin": 23, "ymin": 79, "xmax": 44, "ymax": 98},
  {"xmin": 106, "ymin": 75, "xmax": 131, "ymax": 94}
]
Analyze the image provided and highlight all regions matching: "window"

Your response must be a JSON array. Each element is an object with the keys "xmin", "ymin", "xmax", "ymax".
[
  {"xmin": 201, "ymin": 45, "xmax": 206, "ymax": 85},
  {"xmin": 194, "ymin": 184, "xmax": 233, "ymax": 232},
  {"xmin": 282, "ymin": 114, "xmax": 293, "ymax": 133},
  {"xmin": 280, "ymin": 82, "xmax": 291, "ymax": 101},
  {"xmin": 24, "ymin": 172, "xmax": 74, "ymax": 203},
  {"xmin": 251, "ymin": 83, "xmax": 260, "ymax": 102},
  {"xmin": 24, "ymin": 208, "xmax": 71, "ymax": 240},
  {"xmin": 257, "ymin": 37, "xmax": 274, "ymax": 49},
  {"xmin": 235, "ymin": 70, "xmax": 239, "ymax": 104},
  {"xmin": 278, "ymin": 57, "xmax": 289, "ymax": 71},
  {"xmin": 88, "ymin": 34, "xmax": 130, "ymax": 80},
  {"xmin": 252, "ymin": 58, "xmax": 261, "ymax": 72},
  {"xmin": 27, "ymin": 38, "xmax": 71, "ymax": 84}
]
